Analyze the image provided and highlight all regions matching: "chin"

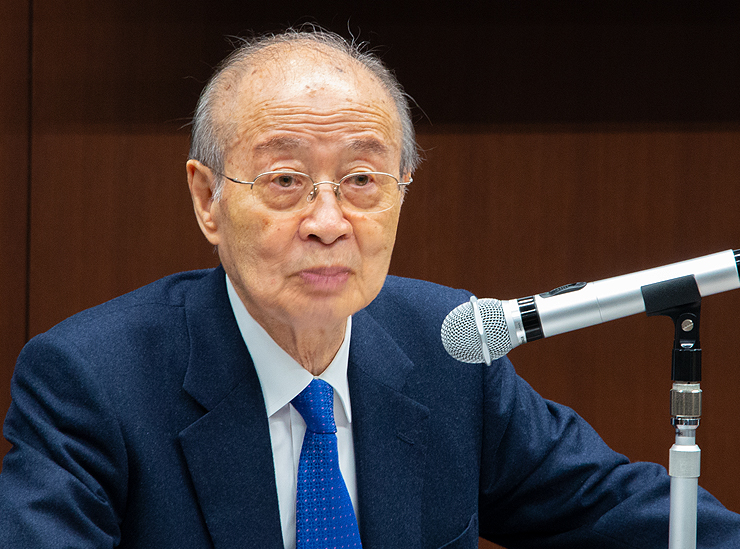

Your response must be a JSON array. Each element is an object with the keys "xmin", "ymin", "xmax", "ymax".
[{"xmin": 292, "ymin": 294, "xmax": 363, "ymax": 323}]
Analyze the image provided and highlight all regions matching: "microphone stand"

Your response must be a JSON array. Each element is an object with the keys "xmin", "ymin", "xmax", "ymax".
[{"xmin": 643, "ymin": 276, "xmax": 703, "ymax": 549}]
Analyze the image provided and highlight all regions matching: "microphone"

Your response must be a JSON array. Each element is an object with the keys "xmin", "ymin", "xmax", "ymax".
[{"xmin": 441, "ymin": 249, "xmax": 740, "ymax": 364}]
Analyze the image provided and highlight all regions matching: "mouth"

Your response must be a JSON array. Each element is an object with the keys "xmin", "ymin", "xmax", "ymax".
[{"xmin": 299, "ymin": 266, "xmax": 351, "ymax": 291}]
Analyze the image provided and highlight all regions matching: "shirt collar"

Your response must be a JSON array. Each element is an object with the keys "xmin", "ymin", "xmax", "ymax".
[{"xmin": 225, "ymin": 273, "xmax": 353, "ymax": 422}]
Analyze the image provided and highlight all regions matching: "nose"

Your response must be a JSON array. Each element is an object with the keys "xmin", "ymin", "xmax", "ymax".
[{"xmin": 299, "ymin": 183, "xmax": 352, "ymax": 244}]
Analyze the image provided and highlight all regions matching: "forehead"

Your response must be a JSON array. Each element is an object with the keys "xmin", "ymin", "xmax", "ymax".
[{"xmin": 223, "ymin": 44, "xmax": 403, "ymax": 163}]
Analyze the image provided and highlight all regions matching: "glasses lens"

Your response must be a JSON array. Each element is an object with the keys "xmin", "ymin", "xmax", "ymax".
[
  {"xmin": 252, "ymin": 172, "xmax": 312, "ymax": 211},
  {"xmin": 339, "ymin": 172, "xmax": 400, "ymax": 213},
  {"xmin": 250, "ymin": 171, "xmax": 402, "ymax": 213}
]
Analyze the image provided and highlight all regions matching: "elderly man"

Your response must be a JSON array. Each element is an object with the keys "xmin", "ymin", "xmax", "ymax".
[{"xmin": 1, "ymin": 29, "xmax": 739, "ymax": 549}]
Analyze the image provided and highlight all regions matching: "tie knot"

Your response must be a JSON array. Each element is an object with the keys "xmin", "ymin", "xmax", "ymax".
[{"xmin": 292, "ymin": 379, "xmax": 336, "ymax": 434}]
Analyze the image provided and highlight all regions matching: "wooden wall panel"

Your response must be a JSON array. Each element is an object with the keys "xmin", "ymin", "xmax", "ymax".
[
  {"xmin": 28, "ymin": 131, "xmax": 214, "ymax": 335},
  {"xmin": 391, "ymin": 127, "xmax": 740, "ymax": 517},
  {"xmin": 27, "ymin": 2, "xmax": 219, "ymax": 336},
  {"xmin": 0, "ymin": 0, "xmax": 30, "ymax": 468}
]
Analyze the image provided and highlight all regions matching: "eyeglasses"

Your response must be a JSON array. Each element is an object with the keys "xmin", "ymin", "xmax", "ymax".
[{"xmin": 213, "ymin": 170, "xmax": 411, "ymax": 214}]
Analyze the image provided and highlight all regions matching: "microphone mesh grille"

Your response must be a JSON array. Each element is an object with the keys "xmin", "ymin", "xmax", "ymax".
[{"xmin": 441, "ymin": 298, "xmax": 513, "ymax": 363}]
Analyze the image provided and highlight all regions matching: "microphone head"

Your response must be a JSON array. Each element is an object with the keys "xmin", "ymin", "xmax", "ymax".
[{"xmin": 441, "ymin": 298, "xmax": 514, "ymax": 363}]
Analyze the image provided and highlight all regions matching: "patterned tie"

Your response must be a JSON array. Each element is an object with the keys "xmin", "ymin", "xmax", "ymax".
[{"xmin": 292, "ymin": 379, "xmax": 362, "ymax": 548}]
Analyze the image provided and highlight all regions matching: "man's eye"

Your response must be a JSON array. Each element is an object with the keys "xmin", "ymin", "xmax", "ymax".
[
  {"xmin": 275, "ymin": 175, "xmax": 297, "ymax": 187},
  {"xmin": 347, "ymin": 173, "xmax": 372, "ymax": 187}
]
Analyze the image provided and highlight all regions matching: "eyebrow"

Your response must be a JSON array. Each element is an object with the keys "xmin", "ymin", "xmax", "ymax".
[
  {"xmin": 253, "ymin": 136, "xmax": 305, "ymax": 151},
  {"xmin": 347, "ymin": 138, "xmax": 391, "ymax": 157},
  {"xmin": 253, "ymin": 136, "xmax": 391, "ymax": 157}
]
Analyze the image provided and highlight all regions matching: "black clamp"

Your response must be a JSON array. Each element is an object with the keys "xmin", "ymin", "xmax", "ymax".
[{"xmin": 642, "ymin": 275, "xmax": 702, "ymax": 383}]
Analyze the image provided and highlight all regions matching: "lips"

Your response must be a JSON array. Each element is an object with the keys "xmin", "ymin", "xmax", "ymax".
[{"xmin": 299, "ymin": 266, "xmax": 351, "ymax": 291}]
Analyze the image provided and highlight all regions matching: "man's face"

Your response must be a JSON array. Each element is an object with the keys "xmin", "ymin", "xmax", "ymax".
[{"xmin": 189, "ymin": 47, "xmax": 405, "ymax": 336}]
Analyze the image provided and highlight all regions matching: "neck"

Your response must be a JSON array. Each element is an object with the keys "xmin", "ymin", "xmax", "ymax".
[
  {"xmin": 245, "ymin": 311, "xmax": 347, "ymax": 376},
  {"xmin": 273, "ymin": 321, "xmax": 348, "ymax": 376},
  {"xmin": 226, "ymin": 275, "xmax": 349, "ymax": 375}
]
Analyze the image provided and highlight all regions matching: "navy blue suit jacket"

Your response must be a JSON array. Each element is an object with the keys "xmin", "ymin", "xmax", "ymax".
[{"xmin": 2, "ymin": 267, "xmax": 739, "ymax": 548}]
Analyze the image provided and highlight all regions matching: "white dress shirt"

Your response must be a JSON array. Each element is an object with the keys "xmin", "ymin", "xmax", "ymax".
[{"xmin": 225, "ymin": 275, "xmax": 359, "ymax": 549}]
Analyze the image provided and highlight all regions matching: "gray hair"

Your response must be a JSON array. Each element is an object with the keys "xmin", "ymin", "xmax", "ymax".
[{"xmin": 189, "ymin": 29, "xmax": 420, "ymax": 200}]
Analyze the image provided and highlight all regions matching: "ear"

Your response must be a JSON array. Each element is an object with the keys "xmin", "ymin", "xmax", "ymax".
[{"xmin": 187, "ymin": 159, "xmax": 221, "ymax": 246}]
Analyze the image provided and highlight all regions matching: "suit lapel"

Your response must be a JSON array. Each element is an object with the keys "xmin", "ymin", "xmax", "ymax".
[
  {"xmin": 177, "ymin": 268, "xmax": 284, "ymax": 548},
  {"xmin": 349, "ymin": 309, "xmax": 430, "ymax": 549},
  {"xmin": 174, "ymin": 269, "xmax": 430, "ymax": 548}
]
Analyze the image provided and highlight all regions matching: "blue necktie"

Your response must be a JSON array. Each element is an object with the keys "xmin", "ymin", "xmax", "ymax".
[{"xmin": 292, "ymin": 379, "xmax": 362, "ymax": 548}]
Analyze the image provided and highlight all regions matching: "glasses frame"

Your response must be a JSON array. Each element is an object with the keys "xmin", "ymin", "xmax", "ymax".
[{"xmin": 213, "ymin": 169, "xmax": 412, "ymax": 213}]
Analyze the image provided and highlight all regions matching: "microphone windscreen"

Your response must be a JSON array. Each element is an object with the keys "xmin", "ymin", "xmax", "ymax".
[{"xmin": 441, "ymin": 298, "xmax": 513, "ymax": 363}]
